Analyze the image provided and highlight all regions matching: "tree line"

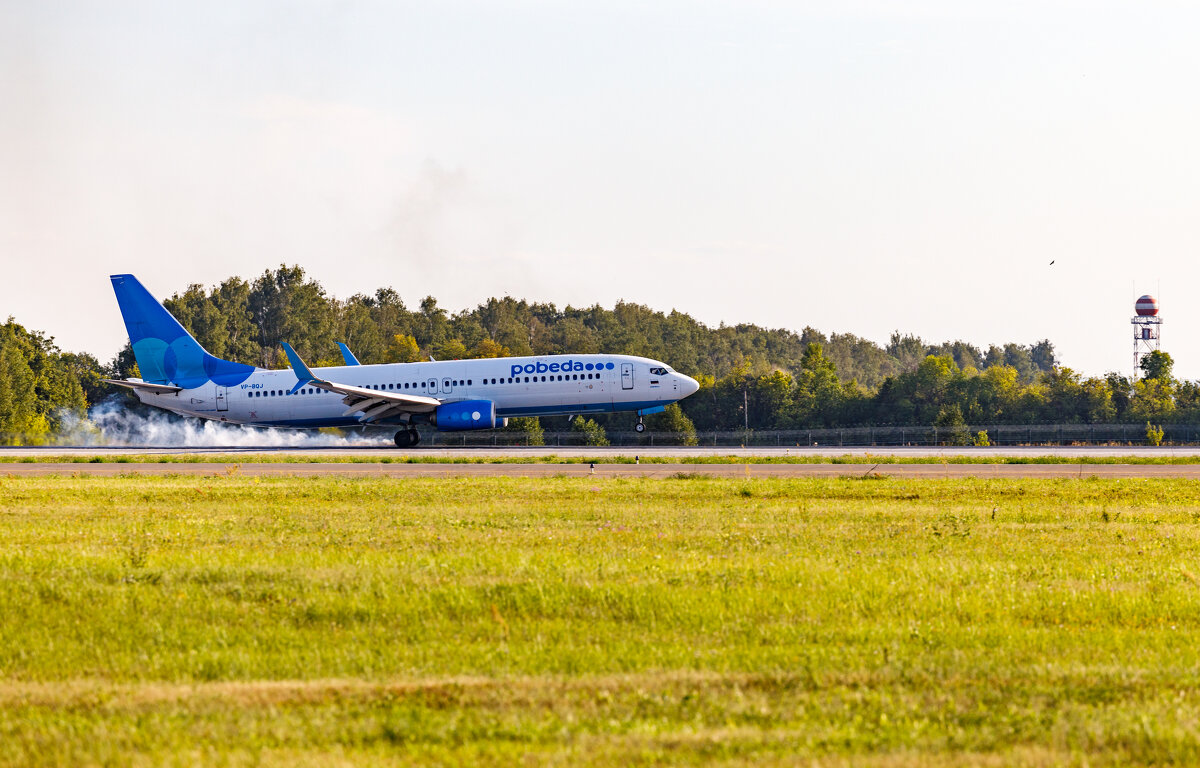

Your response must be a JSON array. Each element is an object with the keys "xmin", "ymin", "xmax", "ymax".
[{"xmin": 0, "ymin": 264, "xmax": 1193, "ymax": 442}]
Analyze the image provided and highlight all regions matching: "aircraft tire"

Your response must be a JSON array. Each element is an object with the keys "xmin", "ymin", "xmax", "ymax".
[
  {"xmin": 394, "ymin": 430, "xmax": 415, "ymax": 448},
  {"xmin": 634, "ymin": 421, "xmax": 645, "ymax": 433}
]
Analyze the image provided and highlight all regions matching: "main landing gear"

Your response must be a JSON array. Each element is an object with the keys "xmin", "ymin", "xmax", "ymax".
[
  {"xmin": 393, "ymin": 429, "xmax": 421, "ymax": 448},
  {"xmin": 634, "ymin": 417, "xmax": 645, "ymax": 433}
]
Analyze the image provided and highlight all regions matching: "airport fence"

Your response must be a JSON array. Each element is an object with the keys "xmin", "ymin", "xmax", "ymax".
[{"xmin": 421, "ymin": 423, "xmax": 1200, "ymax": 448}]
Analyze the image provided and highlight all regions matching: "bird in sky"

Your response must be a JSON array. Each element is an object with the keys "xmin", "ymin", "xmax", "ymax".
[{"xmin": 1049, "ymin": 260, "xmax": 1055, "ymax": 265}]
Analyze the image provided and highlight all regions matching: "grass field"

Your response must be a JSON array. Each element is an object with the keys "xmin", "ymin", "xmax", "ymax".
[
  {"xmin": 1, "ymin": 475, "xmax": 1199, "ymax": 766},
  {"xmin": 9, "ymin": 452, "xmax": 1200, "ymax": 464}
]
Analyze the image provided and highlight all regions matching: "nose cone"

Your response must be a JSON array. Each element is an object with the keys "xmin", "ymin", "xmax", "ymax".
[{"xmin": 679, "ymin": 374, "xmax": 699, "ymax": 397}]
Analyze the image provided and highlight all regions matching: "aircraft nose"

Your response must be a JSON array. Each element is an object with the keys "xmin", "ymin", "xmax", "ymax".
[{"xmin": 680, "ymin": 374, "xmax": 699, "ymax": 397}]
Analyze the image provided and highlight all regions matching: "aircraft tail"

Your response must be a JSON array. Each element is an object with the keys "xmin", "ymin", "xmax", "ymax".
[{"xmin": 109, "ymin": 274, "xmax": 255, "ymax": 388}]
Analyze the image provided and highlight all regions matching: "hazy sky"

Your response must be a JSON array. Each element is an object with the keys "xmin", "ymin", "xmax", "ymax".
[{"xmin": 3, "ymin": 1, "xmax": 1199, "ymax": 378}]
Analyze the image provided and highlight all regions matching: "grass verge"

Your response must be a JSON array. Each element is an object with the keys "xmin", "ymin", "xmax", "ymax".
[
  {"xmin": 10, "ymin": 452, "xmax": 1200, "ymax": 465},
  {"xmin": 0, "ymin": 475, "xmax": 1198, "ymax": 765}
]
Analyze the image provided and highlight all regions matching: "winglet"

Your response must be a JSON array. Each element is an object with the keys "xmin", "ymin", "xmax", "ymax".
[
  {"xmin": 281, "ymin": 342, "xmax": 317, "ymax": 394},
  {"xmin": 336, "ymin": 342, "xmax": 361, "ymax": 366}
]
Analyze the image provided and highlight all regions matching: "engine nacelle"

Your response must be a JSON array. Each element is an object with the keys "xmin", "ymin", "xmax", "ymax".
[{"xmin": 431, "ymin": 399, "xmax": 498, "ymax": 431}]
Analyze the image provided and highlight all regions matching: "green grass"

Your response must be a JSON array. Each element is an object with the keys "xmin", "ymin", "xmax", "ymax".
[
  {"xmin": 10, "ymin": 452, "xmax": 1200, "ymax": 465},
  {"xmin": 1, "ymin": 475, "xmax": 1199, "ymax": 765}
]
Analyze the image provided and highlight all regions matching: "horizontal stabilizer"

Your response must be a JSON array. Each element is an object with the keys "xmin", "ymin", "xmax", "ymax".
[{"xmin": 103, "ymin": 378, "xmax": 183, "ymax": 394}]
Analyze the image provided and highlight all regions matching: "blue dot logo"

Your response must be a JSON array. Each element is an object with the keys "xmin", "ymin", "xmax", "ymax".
[
  {"xmin": 585, "ymin": 363, "xmax": 594, "ymax": 371},
  {"xmin": 605, "ymin": 362, "xmax": 614, "ymax": 370}
]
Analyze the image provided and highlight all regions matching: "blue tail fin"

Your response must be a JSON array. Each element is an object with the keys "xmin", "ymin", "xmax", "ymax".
[{"xmin": 110, "ymin": 274, "xmax": 255, "ymax": 388}]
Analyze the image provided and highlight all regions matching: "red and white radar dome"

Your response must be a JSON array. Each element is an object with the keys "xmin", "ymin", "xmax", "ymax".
[{"xmin": 1136, "ymin": 295, "xmax": 1159, "ymax": 317}]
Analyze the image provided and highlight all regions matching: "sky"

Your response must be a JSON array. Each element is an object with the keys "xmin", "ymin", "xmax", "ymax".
[{"xmin": 3, "ymin": 1, "xmax": 1200, "ymax": 378}]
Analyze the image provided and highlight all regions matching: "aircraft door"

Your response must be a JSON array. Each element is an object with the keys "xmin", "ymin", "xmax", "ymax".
[
  {"xmin": 621, "ymin": 363, "xmax": 634, "ymax": 390},
  {"xmin": 443, "ymin": 378, "xmax": 453, "ymax": 394},
  {"xmin": 428, "ymin": 378, "xmax": 438, "ymax": 394},
  {"xmin": 215, "ymin": 386, "xmax": 228, "ymax": 411}
]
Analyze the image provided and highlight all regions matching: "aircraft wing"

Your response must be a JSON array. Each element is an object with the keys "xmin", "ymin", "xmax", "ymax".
[
  {"xmin": 281, "ymin": 343, "xmax": 440, "ymax": 423},
  {"xmin": 103, "ymin": 378, "xmax": 183, "ymax": 394}
]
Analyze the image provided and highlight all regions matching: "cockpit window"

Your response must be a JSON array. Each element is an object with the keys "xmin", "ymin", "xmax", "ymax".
[{"xmin": 649, "ymin": 367, "xmax": 669, "ymax": 375}]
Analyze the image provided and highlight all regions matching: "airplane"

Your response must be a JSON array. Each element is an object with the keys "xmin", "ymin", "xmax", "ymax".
[{"xmin": 104, "ymin": 274, "xmax": 700, "ymax": 447}]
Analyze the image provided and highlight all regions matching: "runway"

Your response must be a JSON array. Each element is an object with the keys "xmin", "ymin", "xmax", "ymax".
[{"xmin": 4, "ymin": 462, "xmax": 1200, "ymax": 478}]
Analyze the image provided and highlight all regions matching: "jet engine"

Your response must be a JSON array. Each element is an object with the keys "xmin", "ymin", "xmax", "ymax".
[{"xmin": 430, "ymin": 399, "xmax": 498, "ymax": 431}]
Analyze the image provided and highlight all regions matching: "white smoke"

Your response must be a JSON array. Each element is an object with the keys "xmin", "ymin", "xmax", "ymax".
[{"xmin": 55, "ymin": 396, "xmax": 386, "ymax": 447}]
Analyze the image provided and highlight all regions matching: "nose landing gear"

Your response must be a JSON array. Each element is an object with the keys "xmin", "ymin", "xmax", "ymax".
[
  {"xmin": 393, "ymin": 429, "xmax": 421, "ymax": 448},
  {"xmin": 634, "ymin": 417, "xmax": 645, "ymax": 433}
]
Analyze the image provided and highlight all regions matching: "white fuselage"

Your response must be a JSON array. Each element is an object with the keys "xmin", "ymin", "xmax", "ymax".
[{"xmin": 134, "ymin": 353, "xmax": 698, "ymax": 429}]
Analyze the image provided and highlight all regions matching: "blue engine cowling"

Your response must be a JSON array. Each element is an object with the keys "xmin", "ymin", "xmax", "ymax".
[{"xmin": 432, "ymin": 399, "xmax": 497, "ymax": 431}]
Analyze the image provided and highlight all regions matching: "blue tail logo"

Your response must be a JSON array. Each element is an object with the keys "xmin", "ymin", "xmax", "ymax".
[{"xmin": 110, "ymin": 274, "xmax": 255, "ymax": 388}]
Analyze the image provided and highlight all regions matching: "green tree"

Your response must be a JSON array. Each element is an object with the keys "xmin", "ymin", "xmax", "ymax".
[
  {"xmin": 648, "ymin": 403, "xmax": 698, "ymax": 446},
  {"xmin": 212, "ymin": 277, "xmax": 261, "ymax": 364},
  {"xmin": 794, "ymin": 344, "xmax": 843, "ymax": 426},
  {"xmin": 571, "ymin": 416, "xmax": 610, "ymax": 446},
  {"xmin": 0, "ymin": 327, "xmax": 44, "ymax": 442},
  {"xmin": 248, "ymin": 265, "xmax": 337, "ymax": 367},
  {"xmin": 1129, "ymin": 376, "xmax": 1175, "ymax": 422},
  {"xmin": 751, "ymin": 370, "xmax": 794, "ymax": 429},
  {"xmin": 387, "ymin": 334, "xmax": 422, "ymax": 363},
  {"xmin": 434, "ymin": 339, "xmax": 469, "ymax": 360},
  {"xmin": 58, "ymin": 352, "xmax": 109, "ymax": 408},
  {"xmin": 164, "ymin": 285, "xmax": 228, "ymax": 357},
  {"xmin": 0, "ymin": 321, "xmax": 86, "ymax": 438},
  {"xmin": 933, "ymin": 404, "xmax": 970, "ymax": 446},
  {"xmin": 1139, "ymin": 350, "xmax": 1174, "ymax": 382},
  {"xmin": 887, "ymin": 332, "xmax": 926, "ymax": 372},
  {"xmin": 504, "ymin": 416, "xmax": 544, "ymax": 446},
  {"xmin": 339, "ymin": 298, "xmax": 388, "ymax": 364},
  {"xmin": 471, "ymin": 339, "xmax": 511, "ymax": 359}
]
